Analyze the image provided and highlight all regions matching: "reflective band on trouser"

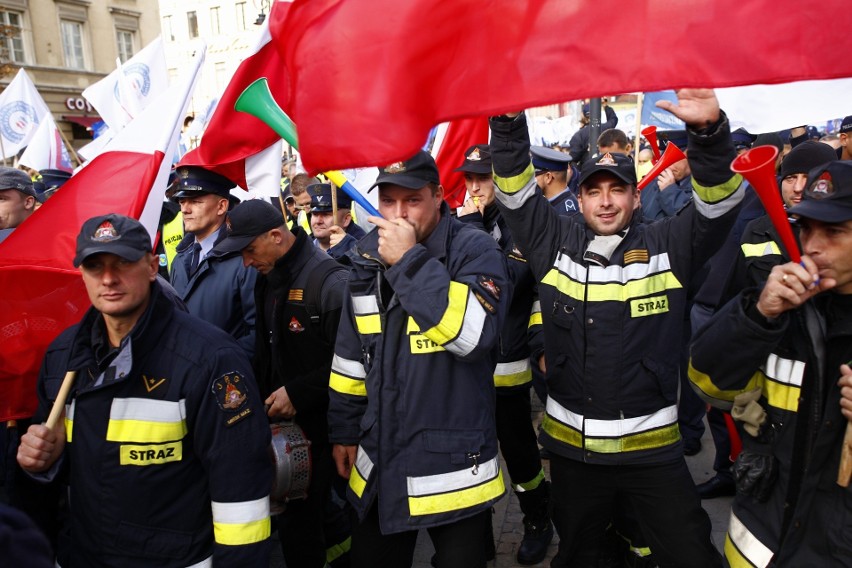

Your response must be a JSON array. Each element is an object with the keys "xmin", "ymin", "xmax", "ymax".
[
  {"xmin": 64, "ymin": 400, "xmax": 75, "ymax": 443},
  {"xmin": 407, "ymin": 457, "xmax": 505, "ymax": 516},
  {"xmin": 326, "ymin": 536, "xmax": 351, "ymax": 564},
  {"xmin": 513, "ymin": 468, "xmax": 545, "ymax": 492},
  {"xmin": 329, "ymin": 354, "xmax": 367, "ymax": 396},
  {"xmin": 725, "ymin": 510, "xmax": 773, "ymax": 568},
  {"xmin": 494, "ymin": 359, "xmax": 532, "ymax": 387},
  {"xmin": 741, "ymin": 241, "xmax": 781, "ymax": 258},
  {"xmin": 348, "ymin": 446, "xmax": 374, "ymax": 498},
  {"xmin": 543, "ymin": 399, "xmax": 680, "ymax": 453},
  {"xmin": 423, "ymin": 281, "xmax": 487, "ymax": 358},
  {"xmin": 106, "ymin": 398, "xmax": 188, "ymax": 443},
  {"xmin": 352, "ymin": 295, "xmax": 382, "ymax": 335},
  {"xmin": 211, "ymin": 497, "xmax": 271, "ymax": 546},
  {"xmin": 528, "ymin": 299, "xmax": 542, "ymax": 328},
  {"xmin": 494, "ymin": 165, "xmax": 537, "ymax": 209}
]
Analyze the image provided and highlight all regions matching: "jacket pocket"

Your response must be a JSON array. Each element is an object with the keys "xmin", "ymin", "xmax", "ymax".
[
  {"xmin": 422, "ymin": 429, "xmax": 486, "ymax": 466},
  {"xmin": 640, "ymin": 357, "xmax": 678, "ymax": 404},
  {"xmin": 110, "ymin": 520, "xmax": 194, "ymax": 560}
]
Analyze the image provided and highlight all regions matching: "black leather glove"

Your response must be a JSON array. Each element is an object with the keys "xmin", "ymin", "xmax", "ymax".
[{"xmin": 732, "ymin": 447, "xmax": 777, "ymax": 502}]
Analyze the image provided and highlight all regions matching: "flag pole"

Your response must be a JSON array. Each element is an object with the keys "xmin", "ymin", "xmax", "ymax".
[
  {"xmin": 0, "ymin": 134, "xmax": 7, "ymax": 166},
  {"xmin": 57, "ymin": 121, "xmax": 81, "ymax": 167},
  {"xmin": 634, "ymin": 93, "xmax": 643, "ymax": 164}
]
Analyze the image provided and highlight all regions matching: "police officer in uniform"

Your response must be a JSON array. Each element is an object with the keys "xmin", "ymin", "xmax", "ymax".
[
  {"xmin": 529, "ymin": 146, "xmax": 580, "ymax": 217},
  {"xmin": 456, "ymin": 144, "xmax": 554, "ymax": 565},
  {"xmin": 17, "ymin": 213, "xmax": 272, "ymax": 567},
  {"xmin": 329, "ymin": 151, "xmax": 510, "ymax": 568},
  {"xmin": 169, "ymin": 165, "xmax": 257, "ymax": 357},
  {"xmin": 489, "ymin": 89, "xmax": 742, "ymax": 567},
  {"xmin": 215, "ymin": 199, "xmax": 350, "ymax": 567},
  {"xmin": 308, "ymin": 182, "xmax": 366, "ymax": 259}
]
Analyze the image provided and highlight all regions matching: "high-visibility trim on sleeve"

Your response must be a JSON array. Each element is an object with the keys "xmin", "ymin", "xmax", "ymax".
[
  {"xmin": 211, "ymin": 497, "xmax": 271, "ymax": 546},
  {"xmin": 423, "ymin": 282, "xmax": 487, "ymax": 357},
  {"xmin": 692, "ymin": 176, "xmax": 745, "ymax": 219},
  {"xmin": 65, "ymin": 400, "xmax": 75, "ymax": 443},
  {"xmin": 513, "ymin": 468, "xmax": 545, "ymax": 492},
  {"xmin": 528, "ymin": 300, "xmax": 542, "ymax": 328},
  {"xmin": 741, "ymin": 241, "xmax": 781, "ymax": 258},
  {"xmin": 352, "ymin": 295, "xmax": 382, "ymax": 335},
  {"xmin": 329, "ymin": 373, "xmax": 367, "ymax": 397},
  {"xmin": 494, "ymin": 359, "xmax": 533, "ymax": 388},
  {"xmin": 687, "ymin": 360, "xmax": 761, "ymax": 408},
  {"xmin": 494, "ymin": 166, "xmax": 537, "ymax": 209},
  {"xmin": 349, "ymin": 447, "xmax": 374, "ymax": 499},
  {"xmin": 725, "ymin": 510, "xmax": 774, "ymax": 568}
]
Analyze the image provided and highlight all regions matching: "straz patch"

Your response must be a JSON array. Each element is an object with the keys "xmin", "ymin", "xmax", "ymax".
[
  {"xmin": 406, "ymin": 317, "xmax": 445, "ymax": 354},
  {"xmin": 477, "ymin": 275, "xmax": 501, "ymax": 300},
  {"xmin": 473, "ymin": 291, "xmax": 497, "ymax": 314},
  {"xmin": 623, "ymin": 249, "xmax": 649, "ymax": 265},
  {"xmin": 120, "ymin": 442, "xmax": 182, "ymax": 466},
  {"xmin": 212, "ymin": 372, "xmax": 253, "ymax": 426},
  {"xmin": 630, "ymin": 295, "xmax": 669, "ymax": 318}
]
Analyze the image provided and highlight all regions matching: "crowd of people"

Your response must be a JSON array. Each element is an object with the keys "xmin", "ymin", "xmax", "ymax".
[{"xmin": 1, "ymin": 87, "xmax": 851, "ymax": 568}]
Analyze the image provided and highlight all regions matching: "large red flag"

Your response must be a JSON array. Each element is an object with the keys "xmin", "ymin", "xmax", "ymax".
[
  {"xmin": 431, "ymin": 117, "xmax": 490, "ymax": 209},
  {"xmin": 180, "ymin": 2, "xmax": 292, "ymax": 195},
  {"xmin": 270, "ymin": 0, "xmax": 852, "ymax": 173},
  {"xmin": 0, "ymin": 51, "xmax": 205, "ymax": 421}
]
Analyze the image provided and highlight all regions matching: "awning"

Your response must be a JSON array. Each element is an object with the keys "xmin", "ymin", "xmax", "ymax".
[{"xmin": 61, "ymin": 115, "xmax": 102, "ymax": 129}]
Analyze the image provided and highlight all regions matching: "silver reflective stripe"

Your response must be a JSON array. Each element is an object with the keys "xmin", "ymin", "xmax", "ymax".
[
  {"xmin": 494, "ymin": 172, "xmax": 537, "ymax": 210},
  {"xmin": 332, "ymin": 354, "xmax": 366, "ymax": 379},
  {"xmin": 727, "ymin": 510, "xmax": 773, "ymax": 567},
  {"xmin": 546, "ymin": 397, "xmax": 583, "ymax": 431},
  {"xmin": 110, "ymin": 398, "xmax": 186, "ymax": 422},
  {"xmin": 443, "ymin": 291, "xmax": 487, "ymax": 357},
  {"xmin": 211, "ymin": 496, "xmax": 269, "ymax": 524},
  {"xmin": 531, "ymin": 300, "xmax": 541, "ymax": 314},
  {"xmin": 355, "ymin": 446, "xmax": 374, "ymax": 480},
  {"xmin": 407, "ymin": 456, "xmax": 500, "ymax": 496},
  {"xmin": 352, "ymin": 295, "xmax": 379, "ymax": 315},
  {"xmin": 692, "ymin": 180, "xmax": 746, "ymax": 219},
  {"xmin": 186, "ymin": 557, "xmax": 213, "ymax": 568},
  {"xmin": 585, "ymin": 405, "xmax": 678, "ymax": 437},
  {"xmin": 495, "ymin": 359, "xmax": 531, "ymax": 376},
  {"xmin": 554, "ymin": 252, "xmax": 673, "ymax": 285},
  {"xmin": 66, "ymin": 400, "xmax": 75, "ymax": 421},
  {"xmin": 762, "ymin": 354, "xmax": 805, "ymax": 387}
]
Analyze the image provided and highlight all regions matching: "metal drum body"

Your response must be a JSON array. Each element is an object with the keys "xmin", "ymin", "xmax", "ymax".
[{"xmin": 269, "ymin": 421, "xmax": 312, "ymax": 514}]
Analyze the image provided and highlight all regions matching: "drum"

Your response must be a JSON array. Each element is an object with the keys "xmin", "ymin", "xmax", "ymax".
[{"xmin": 269, "ymin": 421, "xmax": 312, "ymax": 514}]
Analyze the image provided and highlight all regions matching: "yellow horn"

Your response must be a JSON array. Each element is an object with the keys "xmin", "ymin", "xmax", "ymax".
[{"xmin": 234, "ymin": 78, "xmax": 299, "ymax": 148}]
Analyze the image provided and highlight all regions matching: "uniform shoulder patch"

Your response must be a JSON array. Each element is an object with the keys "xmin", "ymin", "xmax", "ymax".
[
  {"xmin": 473, "ymin": 291, "xmax": 497, "ymax": 314},
  {"xmin": 212, "ymin": 372, "xmax": 253, "ymax": 426},
  {"xmin": 477, "ymin": 275, "xmax": 502, "ymax": 300}
]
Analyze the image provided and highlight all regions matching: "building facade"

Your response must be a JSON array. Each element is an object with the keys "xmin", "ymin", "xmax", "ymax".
[{"xmin": 0, "ymin": 0, "xmax": 161, "ymax": 159}]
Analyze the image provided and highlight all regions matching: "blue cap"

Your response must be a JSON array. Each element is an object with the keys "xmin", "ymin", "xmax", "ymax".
[
  {"xmin": 33, "ymin": 169, "xmax": 72, "ymax": 202},
  {"xmin": 732, "ymin": 128, "xmax": 757, "ymax": 150},
  {"xmin": 172, "ymin": 165, "xmax": 235, "ymax": 199},
  {"xmin": 530, "ymin": 146, "xmax": 572, "ymax": 172},
  {"xmin": 309, "ymin": 183, "xmax": 352, "ymax": 212},
  {"xmin": 657, "ymin": 130, "xmax": 689, "ymax": 152}
]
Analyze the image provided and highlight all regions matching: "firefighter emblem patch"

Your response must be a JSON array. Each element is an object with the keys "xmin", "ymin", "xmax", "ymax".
[
  {"xmin": 213, "ymin": 372, "xmax": 249, "ymax": 410},
  {"xmin": 477, "ymin": 275, "xmax": 501, "ymax": 300},
  {"xmin": 288, "ymin": 316, "xmax": 305, "ymax": 333}
]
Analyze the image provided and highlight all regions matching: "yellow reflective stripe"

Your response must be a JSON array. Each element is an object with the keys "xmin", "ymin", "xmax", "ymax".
[
  {"xmin": 741, "ymin": 241, "xmax": 781, "ymax": 258},
  {"xmin": 211, "ymin": 497, "xmax": 271, "ymax": 546},
  {"xmin": 329, "ymin": 372, "xmax": 367, "ymax": 396},
  {"xmin": 541, "ymin": 414, "xmax": 583, "ymax": 448},
  {"xmin": 349, "ymin": 465, "xmax": 368, "ymax": 498},
  {"xmin": 406, "ymin": 316, "xmax": 420, "ymax": 334},
  {"xmin": 763, "ymin": 376, "xmax": 800, "ymax": 412},
  {"xmin": 541, "ymin": 269, "xmax": 682, "ymax": 302},
  {"xmin": 688, "ymin": 360, "xmax": 761, "ymax": 406},
  {"xmin": 513, "ymin": 468, "xmax": 545, "ymax": 492},
  {"xmin": 423, "ymin": 281, "xmax": 469, "ymax": 345},
  {"xmin": 326, "ymin": 536, "xmax": 351, "ymax": 563},
  {"xmin": 408, "ymin": 469, "xmax": 505, "ymax": 517},
  {"xmin": 106, "ymin": 398, "xmax": 187, "ymax": 443},
  {"xmin": 693, "ymin": 174, "xmax": 743, "ymax": 204},
  {"xmin": 162, "ymin": 212, "xmax": 184, "ymax": 271},
  {"xmin": 65, "ymin": 401, "xmax": 75, "ymax": 443},
  {"xmin": 349, "ymin": 447, "xmax": 373, "ymax": 498},
  {"xmin": 494, "ymin": 164, "xmax": 535, "ymax": 195},
  {"xmin": 726, "ymin": 510, "xmax": 773, "ymax": 568},
  {"xmin": 724, "ymin": 533, "xmax": 757, "ymax": 568},
  {"xmin": 585, "ymin": 423, "xmax": 681, "ymax": 453},
  {"xmin": 355, "ymin": 314, "xmax": 381, "ymax": 335},
  {"xmin": 494, "ymin": 359, "xmax": 532, "ymax": 387},
  {"xmin": 528, "ymin": 312, "xmax": 542, "ymax": 327}
]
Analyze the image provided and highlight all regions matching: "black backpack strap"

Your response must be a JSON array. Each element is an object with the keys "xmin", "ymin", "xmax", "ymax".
[{"xmin": 303, "ymin": 258, "xmax": 343, "ymax": 324}]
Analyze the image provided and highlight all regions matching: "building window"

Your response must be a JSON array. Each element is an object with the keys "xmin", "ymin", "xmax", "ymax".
[
  {"xmin": 210, "ymin": 7, "xmax": 220, "ymax": 35},
  {"xmin": 235, "ymin": 2, "xmax": 246, "ymax": 31},
  {"xmin": 60, "ymin": 19, "xmax": 86, "ymax": 69},
  {"xmin": 214, "ymin": 62, "xmax": 227, "ymax": 92},
  {"xmin": 162, "ymin": 15, "xmax": 174, "ymax": 41},
  {"xmin": 187, "ymin": 11, "xmax": 198, "ymax": 39},
  {"xmin": 116, "ymin": 29, "xmax": 134, "ymax": 63},
  {"xmin": 0, "ymin": 10, "xmax": 25, "ymax": 63}
]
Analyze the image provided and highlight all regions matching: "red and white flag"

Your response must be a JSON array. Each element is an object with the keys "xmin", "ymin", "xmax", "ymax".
[
  {"xmin": 0, "ymin": 68, "xmax": 50, "ymax": 160},
  {"xmin": 269, "ymin": 0, "xmax": 852, "ymax": 173},
  {"xmin": 18, "ymin": 113, "xmax": 73, "ymax": 172},
  {"xmin": 430, "ymin": 117, "xmax": 489, "ymax": 209},
  {"xmin": 180, "ymin": 2, "xmax": 293, "ymax": 196},
  {"xmin": 0, "ymin": 47, "xmax": 205, "ymax": 421}
]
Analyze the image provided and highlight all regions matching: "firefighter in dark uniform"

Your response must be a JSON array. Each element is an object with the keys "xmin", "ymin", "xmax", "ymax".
[
  {"xmin": 689, "ymin": 160, "xmax": 852, "ymax": 567},
  {"xmin": 489, "ymin": 89, "xmax": 744, "ymax": 567},
  {"xmin": 17, "ymin": 213, "xmax": 272, "ymax": 567},
  {"xmin": 214, "ymin": 198, "xmax": 350, "ymax": 568},
  {"xmin": 455, "ymin": 144, "xmax": 553, "ymax": 565},
  {"xmin": 328, "ymin": 151, "xmax": 510, "ymax": 568}
]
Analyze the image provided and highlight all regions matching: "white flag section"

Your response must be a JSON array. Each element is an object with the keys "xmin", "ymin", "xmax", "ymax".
[
  {"xmin": 18, "ymin": 114, "xmax": 73, "ymax": 172},
  {"xmin": 77, "ymin": 45, "xmax": 206, "ymax": 240},
  {"xmin": 0, "ymin": 69, "xmax": 50, "ymax": 159},
  {"xmin": 244, "ymin": 140, "xmax": 285, "ymax": 198},
  {"xmin": 717, "ymin": 78, "xmax": 852, "ymax": 133},
  {"xmin": 82, "ymin": 37, "xmax": 168, "ymax": 132}
]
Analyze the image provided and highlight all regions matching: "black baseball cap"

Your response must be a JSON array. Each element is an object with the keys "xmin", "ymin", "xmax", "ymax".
[
  {"xmin": 214, "ymin": 199, "xmax": 286, "ymax": 253},
  {"xmin": 788, "ymin": 161, "xmax": 852, "ymax": 223},
  {"xmin": 454, "ymin": 144, "xmax": 492, "ymax": 175},
  {"xmin": 74, "ymin": 214, "xmax": 151, "ymax": 267},
  {"xmin": 0, "ymin": 167, "xmax": 35, "ymax": 197},
  {"xmin": 578, "ymin": 152, "xmax": 637, "ymax": 187},
  {"xmin": 369, "ymin": 151, "xmax": 440, "ymax": 191}
]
